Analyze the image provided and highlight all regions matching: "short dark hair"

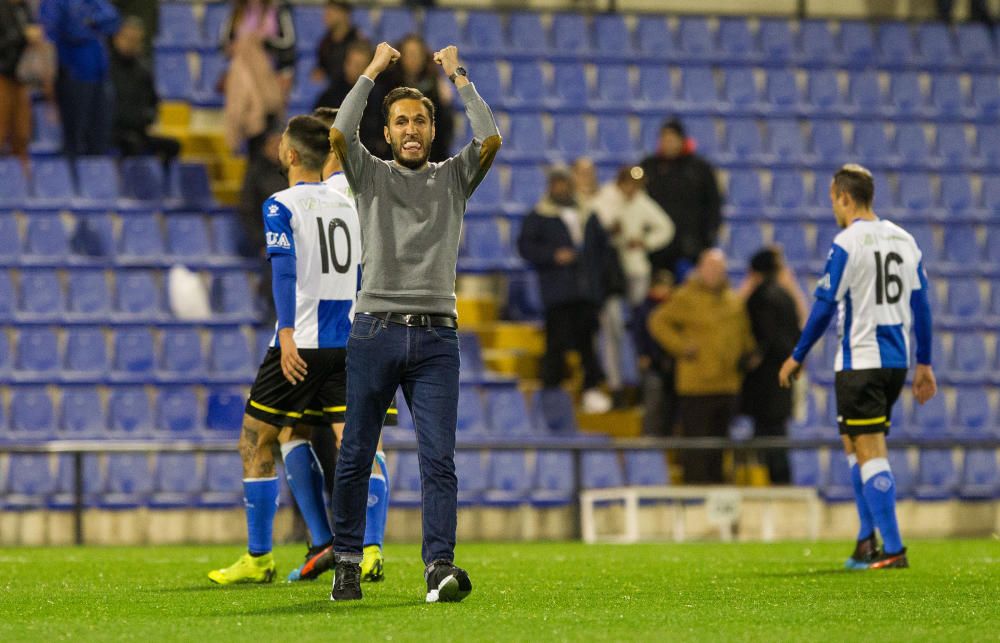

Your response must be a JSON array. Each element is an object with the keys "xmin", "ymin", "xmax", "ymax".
[
  {"xmin": 749, "ymin": 247, "xmax": 783, "ymax": 277},
  {"xmin": 660, "ymin": 117, "xmax": 686, "ymax": 138},
  {"xmin": 311, "ymin": 107, "xmax": 339, "ymax": 129},
  {"xmin": 382, "ymin": 86, "xmax": 435, "ymax": 124},
  {"xmin": 326, "ymin": 0, "xmax": 351, "ymax": 10},
  {"xmin": 832, "ymin": 163, "xmax": 875, "ymax": 208},
  {"xmin": 285, "ymin": 115, "xmax": 331, "ymax": 171}
]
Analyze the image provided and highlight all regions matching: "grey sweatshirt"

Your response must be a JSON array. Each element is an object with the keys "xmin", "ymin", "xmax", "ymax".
[{"xmin": 330, "ymin": 76, "xmax": 501, "ymax": 317}]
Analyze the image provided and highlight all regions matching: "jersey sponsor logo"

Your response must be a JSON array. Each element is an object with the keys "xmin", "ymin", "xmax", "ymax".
[
  {"xmin": 817, "ymin": 273, "xmax": 832, "ymax": 291},
  {"xmin": 266, "ymin": 231, "xmax": 291, "ymax": 249},
  {"xmin": 267, "ymin": 203, "xmax": 282, "ymax": 217},
  {"xmin": 873, "ymin": 476, "xmax": 892, "ymax": 492}
]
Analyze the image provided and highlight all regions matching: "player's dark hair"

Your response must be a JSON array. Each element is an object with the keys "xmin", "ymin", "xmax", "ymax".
[
  {"xmin": 832, "ymin": 164, "xmax": 875, "ymax": 209},
  {"xmin": 285, "ymin": 115, "xmax": 330, "ymax": 171},
  {"xmin": 311, "ymin": 107, "xmax": 339, "ymax": 129},
  {"xmin": 382, "ymin": 86, "xmax": 435, "ymax": 124}
]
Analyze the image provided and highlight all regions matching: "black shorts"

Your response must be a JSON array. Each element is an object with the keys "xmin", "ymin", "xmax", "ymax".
[{"xmin": 834, "ymin": 368, "xmax": 907, "ymax": 437}]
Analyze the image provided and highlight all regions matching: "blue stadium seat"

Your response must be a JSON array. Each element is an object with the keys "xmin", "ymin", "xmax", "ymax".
[
  {"xmin": 910, "ymin": 393, "xmax": 947, "ymax": 441},
  {"xmin": 773, "ymin": 224, "xmax": 810, "ymax": 265},
  {"xmin": 0, "ymin": 211, "xmax": 19, "ymax": 266},
  {"xmin": 971, "ymin": 74, "xmax": 1000, "ymax": 122},
  {"xmin": 889, "ymin": 72, "xmax": 927, "ymax": 120},
  {"xmin": 151, "ymin": 453, "xmax": 202, "ymax": 507},
  {"xmin": 906, "ymin": 222, "xmax": 938, "ymax": 264},
  {"xmin": 466, "ymin": 169, "xmax": 502, "ymax": 217},
  {"xmin": 391, "ymin": 451, "xmax": 422, "ymax": 507},
  {"xmin": 289, "ymin": 57, "xmax": 324, "ymax": 112},
  {"xmin": 155, "ymin": 386, "xmax": 203, "ymax": 437},
  {"xmin": 593, "ymin": 13, "xmax": 634, "ymax": 62},
  {"xmin": 677, "ymin": 66, "xmax": 719, "ymax": 116},
  {"xmin": 209, "ymin": 327, "xmax": 254, "ymax": 382},
  {"xmin": 71, "ymin": 212, "xmax": 115, "ymax": 261},
  {"xmin": 108, "ymin": 386, "xmax": 153, "ymax": 436},
  {"xmin": 103, "ymin": 454, "xmax": 153, "ymax": 508},
  {"xmin": 23, "ymin": 212, "xmax": 69, "ymax": 263},
  {"xmin": 29, "ymin": 157, "xmax": 75, "ymax": 208},
  {"xmin": 682, "ymin": 116, "xmax": 719, "ymax": 160},
  {"xmin": 979, "ymin": 125, "xmax": 1000, "ymax": 170},
  {"xmin": 768, "ymin": 119, "xmax": 807, "ymax": 166},
  {"xmin": 717, "ymin": 17, "xmax": 759, "ymax": 65},
  {"xmin": 877, "ymin": 22, "xmax": 914, "ymax": 68},
  {"xmin": 201, "ymin": 452, "xmax": 243, "ymax": 507},
  {"xmin": 636, "ymin": 15, "xmax": 673, "ymax": 62},
  {"xmin": 484, "ymin": 386, "xmax": 534, "ymax": 438},
  {"xmin": 460, "ymin": 217, "xmax": 518, "ymax": 272},
  {"xmin": 0, "ymin": 156, "xmax": 28, "ymax": 209},
  {"xmin": 986, "ymin": 228, "xmax": 1000, "ymax": 272},
  {"xmin": 942, "ymin": 225, "xmax": 981, "ymax": 273},
  {"xmin": 455, "ymin": 450, "xmax": 487, "ymax": 504},
  {"xmin": 59, "ymin": 386, "xmax": 105, "ymax": 436},
  {"xmin": 551, "ymin": 113, "xmax": 588, "ymax": 160},
  {"xmin": 531, "ymin": 450, "xmax": 575, "ymax": 506},
  {"xmin": 852, "ymin": 121, "xmax": 894, "ymax": 168},
  {"xmin": 895, "ymin": 172, "xmax": 935, "ymax": 219},
  {"xmin": 724, "ymin": 118, "xmax": 764, "ymax": 164},
  {"xmin": 940, "ymin": 174, "xmax": 980, "ymax": 221},
  {"xmin": 951, "ymin": 387, "xmax": 996, "ymax": 441},
  {"xmin": 170, "ymin": 163, "xmax": 216, "ymax": 210},
  {"xmin": 822, "ymin": 453, "xmax": 854, "ymax": 502},
  {"xmin": 676, "ymin": 16, "xmax": 715, "ymax": 62},
  {"xmin": 51, "ymin": 453, "xmax": 103, "ymax": 508},
  {"xmin": 201, "ymin": 2, "xmax": 230, "ymax": 49},
  {"xmin": 758, "ymin": 19, "xmax": 794, "ymax": 65},
  {"xmin": 205, "ymin": 387, "xmax": 244, "ymax": 435},
  {"xmin": 769, "ymin": 169, "xmax": 807, "ymax": 217},
  {"xmin": 505, "ymin": 271, "xmax": 543, "ymax": 321},
  {"xmin": 848, "ymin": 70, "xmax": 884, "ymax": 118},
  {"xmin": 581, "ymin": 451, "xmax": 624, "ymax": 489},
  {"xmin": 120, "ymin": 157, "xmax": 166, "ymax": 204},
  {"xmin": 194, "ymin": 52, "xmax": 227, "ymax": 107},
  {"xmin": 158, "ymin": 327, "xmax": 205, "ymax": 383},
  {"xmin": 18, "ymin": 269, "xmax": 63, "ymax": 321},
  {"xmin": 66, "ymin": 270, "xmax": 111, "ymax": 321},
  {"xmin": 721, "ymin": 67, "xmax": 762, "ymax": 115},
  {"xmin": 112, "ymin": 328, "xmax": 155, "ymax": 382},
  {"xmin": 212, "ymin": 271, "xmax": 255, "ymax": 320},
  {"xmin": 594, "ymin": 115, "xmax": 635, "ymax": 164},
  {"xmin": 503, "ymin": 114, "xmax": 546, "ymax": 164},
  {"xmin": 550, "ymin": 62, "xmax": 588, "ymax": 112},
  {"xmin": 916, "ymin": 24, "xmax": 959, "ymax": 70},
  {"xmin": 455, "ymin": 385, "xmax": 487, "ymax": 435},
  {"xmin": 155, "ymin": 52, "xmax": 193, "ymax": 101},
  {"xmin": 895, "ymin": 123, "xmax": 931, "ymax": 170},
  {"xmin": 531, "ymin": 389, "xmax": 579, "ymax": 435},
  {"xmin": 810, "ymin": 120, "xmax": 846, "ymax": 167},
  {"xmin": 30, "ymin": 101, "xmax": 61, "ymax": 154},
  {"xmin": 948, "ymin": 332, "xmax": 988, "ymax": 383},
  {"xmin": 956, "ymin": 24, "xmax": 996, "ymax": 71},
  {"xmin": 482, "ymin": 451, "xmax": 532, "ymax": 506},
  {"xmin": 725, "ymin": 221, "xmax": 764, "ymax": 263},
  {"xmin": 915, "ymin": 449, "xmax": 958, "ymax": 500},
  {"xmin": 118, "ymin": 213, "xmax": 164, "ymax": 262},
  {"xmin": 624, "ymin": 450, "xmax": 669, "ymax": 486},
  {"xmin": 506, "ymin": 165, "xmax": 546, "ymax": 215},
  {"xmin": 790, "ymin": 449, "xmax": 821, "ymax": 486},
  {"xmin": 936, "ymin": 124, "xmax": 974, "ymax": 170},
  {"xmin": 959, "ymin": 450, "xmax": 999, "ymax": 500},
  {"xmin": 165, "ymin": 214, "xmax": 212, "ymax": 259},
  {"xmin": 805, "ymin": 69, "xmax": 846, "ymax": 117},
  {"xmin": 840, "ymin": 21, "xmax": 875, "ymax": 68},
  {"xmin": 592, "ymin": 63, "xmax": 632, "ymax": 114},
  {"xmin": 377, "ymin": 7, "xmax": 416, "ymax": 44},
  {"xmin": 508, "ymin": 12, "xmax": 548, "ymax": 58},
  {"xmin": 458, "ymin": 332, "xmax": 485, "ymax": 384},
  {"xmin": 930, "ymin": 73, "xmax": 968, "ymax": 121},
  {"xmin": 5, "ymin": 454, "xmax": 56, "ymax": 508},
  {"xmin": 461, "ymin": 12, "xmax": 504, "ymax": 60},
  {"xmin": 114, "ymin": 270, "xmax": 163, "ymax": 321},
  {"xmin": 765, "ymin": 69, "xmax": 803, "ymax": 117},
  {"xmin": 799, "ymin": 21, "xmax": 838, "ymax": 67},
  {"xmin": 508, "ymin": 61, "xmax": 547, "ymax": 110},
  {"xmin": 156, "ymin": 3, "xmax": 200, "ymax": 49},
  {"xmin": 551, "ymin": 13, "xmax": 589, "ymax": 60},
  {"xmin": 74, "ymin": 157, "xmax": 121, "ymax": 209},
  {"xmin": 64, "ymin": 326, "xmax": 108, "ymax": 382},
  {"xmin": 887, "ymin": 450, "xmax": 915, "ymax": 498},
  {"xmin": 726, "ymin": 171, "xmax": 764, "ymax": 219},
  {"xmin": 210, "ymin": 212, "xmax": 246, "ymax": 257},
  {"xmin": 290, "ymin": 5, "xmax": 324, "ymax": 53},
  {"xmin": 10, "ymin": 386, "xmax": 55, "ymax": 438},
  {"xmin": 15, "ymin": 327, "xmax": 59, "ymax": 380},
  {"xmin": 424, "ymin": 9, "xmax": 460, "ymax": 50},
  {"xmin": 468, "ymin": 60, "xmax": 502, "ymax": 105},
  {"xmin": 0, "ymin": 326, "xmax": 11, "ymax": 381}
]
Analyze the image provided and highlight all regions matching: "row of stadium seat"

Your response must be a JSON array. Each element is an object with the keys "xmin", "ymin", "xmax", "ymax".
[
  {"xmin": 154, "ymin": 3, "xmax": 1000, "ymax": 72},
  {"xmin": 0, "ymin": 157, "xmax": 215, "ymax": 211}
]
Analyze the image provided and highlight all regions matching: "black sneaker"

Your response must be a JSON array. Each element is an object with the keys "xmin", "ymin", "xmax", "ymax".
[
  {"xmin": 869, "ymin": 547, "xmax": 909, "ymax": 570},
  {"xmin": 425, "ymin": 560, "xmax": 472, "ymax": 603},
  {"xmin": 330, "ymin": 559, "xmax": 362, "ymax": 601},
  {"xmin": 844, "ymin": 534, "xmax": 881, "ymax": 570},
  {"xmin": 287, "ymin": 541, "xmax": 335, "ymax": 581}
]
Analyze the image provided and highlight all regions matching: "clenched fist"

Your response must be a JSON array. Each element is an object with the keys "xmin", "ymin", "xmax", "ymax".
[
  {"xmin": 433, "ymin": 45, "xmax": 461, "ymax": 77},
  {"xmin": 364, "ymin": 42, "xmax": 400, "ymax": 79}
]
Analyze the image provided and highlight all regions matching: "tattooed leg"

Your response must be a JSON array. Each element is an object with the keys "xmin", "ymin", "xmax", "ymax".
[{"xmin": 239, "ymin": 415, "xmax": 281, "ymax": 478}]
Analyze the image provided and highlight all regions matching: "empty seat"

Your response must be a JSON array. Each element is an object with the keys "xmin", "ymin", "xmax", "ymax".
[
  {"xmin": 158, "ymin": 327, "xmax": 205, "ymax": 381},
  {"xmin": 457, "ymin": 385, "xmax": 488, "ymax": 435},
  {"xmin": 212, "ymin": 271, "xmax": 255, "ymax": 319},
  {"xmin": 915, "ymin": 449, "xmax": 958, "ymax": 500},
  {"xmin": 103, "ymin": 454, "xmax": 153, "ymax": 507},
  {"xmin": 424, "ymin": 9, "xmax": 460, "ymax": 49},
  {"xmin": 765, "ymin": 69, "xmax": 803, "ymax": 116},
  {"xmin": 848, "ymin": 70, "xmax": 883, "ymax": 117},
  {"xmin": 852, "ymin": 121, "xmax": 893, "ymax": 166},
  {"xmin": 18, "ymin": 269, "xmax": 63, "ymax": 320},
  {"xmin": 959, "ymin": 450, "xmax": 999, "ymax": 500},
  {"xmin": 727, "ymin": 171, "xmax": 764, "ymax": 215},
  {"xmin": 5, "ymin": 454, "xmax": 56, "ymax": 508},
  {"xmin": 624, "ymin": 450, "xmax": 669, "ymax": 486},
  {"xmin": 10, "ymin": 386, "xmax": 55, "ymax": 437},
  {"xmin": 636, "ymin": 15, "xmax": 673, "ymax": 61},
  {"xmin": 483, "ymin": 451, "xmax": 532, "ymax": 505},
  {"xmin": 942, "ymin": 278, "xmax": 982, "ymax": 325},
  {"xmin": 550, "ymin": 62, "xmax": 588, "ymax": 110},
  {"xmin": 60, "ymin": 386, "xmax": 105, "ymax": 436},
  {"xmin": 636, "ymin": 64, "xmax": 671, "ymax": 111},
  {"xmin": 120, "ymin": 157, "xmax": 165, "ymax": 203},
  {"xmin": 718, "ymin": 17, "xmax": 758, "ymax": 64},
  {"xmin": 461, "ymin": 11, "xmax": 503, "ymax": 59},
  {"xmin": 455, "ymin": 450, "xmax": 487, "ymax": 504},
  {"xmin": 112, "ymin": 328, "xmax": 155, "ymax": 382},
  {"xmin": 170, "ymin": 163, "xmax": 215, "ymax": 210},
  {"xmin": 484, "ymin": 386, "xmax": 534, "ymax": 437},
  {"xmin": 205, "ymin": 387, "xmax": 244, "ymax": 435},
  {"xmin": 581, "ymin": 451, "xmax": 625, "ymax": 489},
  {"xmin": 822, "ymin": 454, "xmax": 854, "ymax": 502},
  {"xmin": 910, "ymin": 391, "xmax": 947, "ymax": 439},
  {"xmin": 531, "ymin": 388, "xmax": 578, "ymax": 435},
  {"xmin": 725, "ymin": 222, "xmax": 764, "ymax": 263},
  {"xmin": 531, "ymin": 450, "xmax": 575, "ymax": 506},
  {"xmin": 916, "ymin": 23, "xmax": 958, "ymax": 69},
  {"xmin": 552, "ymin": 114, "xmax": 589, "ymax": 159},
  {"xmin": 971, "ymin": 74, "xmax": 1000, "ymax": 120},
  {"xmin": 979, "ymin": 125, "xmax": 1000, "ymax": 169},
  {"xmin": 51, "ymin": 453, "xmax": 103, "ymax": 508},
  {"xmin": 773, "ymin": 224, "xmax": 810, "ymax": 264},
  {"xmin": 24, "ymin": 212, "xmax": 69, "ymax": 261},
  {"xmin": 64, "ymin": 326, "xmax": 108, "ymax": 381},
  {"xmin": 114, "ymin": 270, "xmax": 162, "ymax": 319},
  {"xmin": 551, "ymin": 13, "xmax": 589, "ymax": 58},
  {"xmin": 790, "ymin": 449, "xmax": 821, "ymax": 486},
  {"xmin": 594, "ymin": 115, "xmax": 635, "ymax": 162},
  {"xmin": 460, "ymin": 217, "xmax": 516, "ymax": 272},
  {"xmin": 722, "ymin": 67, "xmax": 760, "ymax": 114},
  {"xmin": 952, "ymin": 387, "xmax": 995, "ymax": 440},
  {"xmin": 811, "ymin": 120, "xmax": 846, "ymax": 161},
  {"xmin": 30, "ymin": 158, "xmax": 75, "ymax": 208},
  {"xmin": 108, "ymin": 386, "xmax": 153, "ymax": 435},
  {"xmin": 0, "ymin": 158, "xmax": 29, "ymax": 208},
  {"xmin": 119, "ymin": 213, "xmax": 165, "ymax": 261},
  {"xmin": 592, "ymin": 63, "xmax": 632, "ymax": 112},
  {"xmin": 840, "ymin": 22, "xmax": 875, "ymax": 67},
  {"xmin": 594, "ymin": 13, "xmax": 633, "ymax": 61},
  {"xmin": 937, "ymin": 124, "xmax": 973, "ymax": 169},
  {"xmin": 677, "ymin": 16, "xmax": 715, "ymax": 60},
  {"xmin": 507, "ymin": 165, "xmax": 546, "ymax": 213},
  {"xmin": 956, "ymin": 24, "xmax": 997, "ymax": 69},
  {"xmin": 210, "ymin": 213, "xmax": 247, "ymax": 257},
  {"xmin": 682, "ymin": 117, "xmax": 719, "ymax": 159},
  {"xmin": 942, "ymin": 225, "xmax": 981, "ymax": 267},
  {"xmin": 67, "ymin": 270, "xmax": 111, "ymax": 320},
  {"xmin": 165, "ymin": 214, "xmax": 212, "ymax": 259},
  {"xmin": 725, "ymin": 118, "xmax": 764, "ymax": 162},
  {"xmin": 209, "ymin": 327, "xmax": 254, "ymax": 380},
  {"xmin": 678, "ymin": 66, "xmax": 719, "ymax": 114},
  {"xmin": 800, "ymin": 21, "xmax": 838, "ymax": 67},
  {"xmin": 0, "ymin": 212, "xmax": 19, "ymax": 265},
  {"xmin": 508, "ymin": 12, "xmax": 548, "ymax": 57},
  {"xmin": 930, "ymin": 73, "xmax": 967, "ymax": 120},
  {"xmin": 376, "ymin": 6, "xmax": 416, "ymax": 44},
  {"xmin": 15, "ymin": 327, "xmax": 59, "ymax": 377},
  {"xmin": 154, "ymin": 53, "xmax": 193, "ymax": 101},
  {"xmin": 895, "ymin": 123, "xmax": 931, "ymax": 169},
  {"xmin": 877, "ymin": 22, "xmax": 914, "ymax": 68},
  {"xmin": 201, "ymin": 452, "xmax": 244, "ymax": 506},
  {"xmin": 75, "ymin": 157, "xmax": 121, "ymax": 208},
  {"xmin": 949, "ymin": 332, "xmax": 988, "ymax": 382},
  {"xmin": 156, "ymin": 3, "xmax": 200, "ymax": 48},
  {"xmin": 151, "ymin": 453, "xmax": 202, "ymax": 506},
  {"xmin": 896, "ymin": 172, "xmax": 934, "ymax": 217},
  {"xmin": 769, "ymin": 169, "xmax": 807, "ymax": 213}
]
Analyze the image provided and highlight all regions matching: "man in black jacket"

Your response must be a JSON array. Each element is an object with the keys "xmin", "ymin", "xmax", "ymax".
[
  {"xmin": 741, "ymin": 248, "xmax": 801, "ymax": 484},
  {"xmin": 109, "ymin": 16, "xmax": 179, "ymax": 162},
  {"xmin": 640, "ymin": 118, "xmax": 722, "ymax": 278},
  {"xmin": 517, "ymin": 166, "xmax": 613, "ymax": 414}
]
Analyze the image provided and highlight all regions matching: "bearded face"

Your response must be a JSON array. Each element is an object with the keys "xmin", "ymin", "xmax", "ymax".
[{"xmin": 385, "ymin": 98, "xmax": 434, "ymax": 170}]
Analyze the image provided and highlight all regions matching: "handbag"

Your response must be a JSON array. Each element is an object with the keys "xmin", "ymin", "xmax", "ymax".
[{"xmin": 15, "ymin": 40, "xmax": 55, "ymax": 87}]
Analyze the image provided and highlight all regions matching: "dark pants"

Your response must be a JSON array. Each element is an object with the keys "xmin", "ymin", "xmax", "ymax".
[
  {"xmin": 333, "ymin": 314, "xmax": 460, "ymax": 566},
  {"xmin": 56, "ymin": 71, "xmax": 113, "ymax": 156},
  {"xmin": 677, "ymin": 394, "xmax": 739, "ymax": 483},
  {"xmin": 937, "ymin": 0, "xmax": 994, "ymax": 24},
  {"xmin": 115, "ymin": 129, "xmax": 181, "ymax": 164},
  {"xmin": 542, "ymin": 301, "xmax": 604, "ymax": 390},
  {"xmin": 751, "ymin": 417, "xmax": 790, "ymax": 484}
]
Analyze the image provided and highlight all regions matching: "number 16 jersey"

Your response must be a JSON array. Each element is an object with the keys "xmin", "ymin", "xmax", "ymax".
[
  {"xmin": 815, "ymin": 218, "xmax": 928, "ymax": 372},
  {"xmin": 263, "ymin": 181, "xmax": 361, "ymax": 349}
]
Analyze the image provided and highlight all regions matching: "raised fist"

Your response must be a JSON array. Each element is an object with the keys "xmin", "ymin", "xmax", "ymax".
[
  {"xmin": 366, "ymin": 42, "xmax": 400, "ymax": 78},
  {"xmin": 433, "ymin": 45, "xmax": 460, "ymax": 76}
]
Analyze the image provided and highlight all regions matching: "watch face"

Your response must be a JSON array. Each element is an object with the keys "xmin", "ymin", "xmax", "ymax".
[{"xmin": 455, "ymin": 66, "xmax": 467, "ymax": 76}]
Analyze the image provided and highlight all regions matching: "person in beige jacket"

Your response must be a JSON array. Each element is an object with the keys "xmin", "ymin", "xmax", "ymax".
[{"xmin": 648, "ymin": 248, "xmax": 757, "ymax": 482}]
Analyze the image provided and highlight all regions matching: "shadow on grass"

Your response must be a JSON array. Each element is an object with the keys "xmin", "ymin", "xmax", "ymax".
[
  {"xmin": 756, "ymin": 568, "xmax": 853, "ymax": 578},
  {"xmin": 237, "ymin": 599, "xmax": 424, "ymax": 616}
]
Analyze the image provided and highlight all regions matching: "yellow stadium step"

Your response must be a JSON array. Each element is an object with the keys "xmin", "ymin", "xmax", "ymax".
[
  {"xmin": 456, "ymin": 296, "xmax": 499, "ymax": 328},
  {"xmin": 577, "ymin": 408, "xmax": 643, "ymax": 438}
]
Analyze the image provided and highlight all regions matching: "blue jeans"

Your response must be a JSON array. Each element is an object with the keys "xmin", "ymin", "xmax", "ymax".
[
  {"xmin": 333, "ymin": 314, "xmax": 460, "ymax": 566},
  {"xmin": 56, "ymin": 70, "xmax": 113, "ymax": 156}
]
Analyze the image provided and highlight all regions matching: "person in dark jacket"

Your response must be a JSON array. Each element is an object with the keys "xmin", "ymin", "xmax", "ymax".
[
  {"xmin": 40, "ymin": 0, "xmax": 120, "ymax": 156},
  {"xmin": 109, "ymin": 16, "xmax": 179, "ymax": 162},
  {"xmin": 314, "ymin": 39, "xmax": 388, "ymax": 159},
  {"xmin": 741, "ymin": 247, "xmax": 801, "ymax": 484},
  {"xmin": 633, "ymin": 270, "xmax": 677, "ymax": 437},
  {"xmin": 313, "ymin": 0, "xmax": 363, "ymax": 104},
  {"xmin": 0, "ymin": 0, "xmax": 38, "ymax": 162},
  {"xmin": 640, "ymin": 117, "xmax": 722, "ymax": 279},
  {"xmin": 517, "ymin": 166, "xmax": 613, "ymax": 414}
]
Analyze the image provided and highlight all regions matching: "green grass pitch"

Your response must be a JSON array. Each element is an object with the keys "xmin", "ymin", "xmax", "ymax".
[{"xmin": 1, "ymin": 539, "xmax": 998, "ymax": 641}]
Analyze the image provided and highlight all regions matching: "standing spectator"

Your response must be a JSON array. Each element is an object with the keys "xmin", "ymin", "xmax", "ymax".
[
  {"xmin": 517, "ymin": 166, "xmax": 613, "ymax": 414},
  {"xmin": 648, "ymin": 249, "xmax": 757, "ymax": 483},
  {"xmin": 219, "ymin": 0, "xmax": 295, "ymax": 155},
  {"xmin": 111, "ymin": 0, "xmax": 157, "ymax": 54},
  {"xmin": 633, "ymin": 270, "xmax": 677, "ymax": 437},
  {"xmin": 40, "ymin": 0, "xmax": 120, "ymax": 156},
  {"xmin": 937, "ymin": 0, "xmax": 994, "ymax": 24},
  {"xmin": 314, "ymin": 0, "xmax": 362, "ymax": 109},
  {"xmin": 740, "ymin": 248, "xmax": 801, "ymax": 484},
  {"xmin": 0, "ymin": 0, "xmax": 40, "ymax": 162},
  {"xmin": 314, "ymin": 40, "xmax": 388, "ymax": 159},
  {"xmin": 109, "ymin": 16, "xmax": 179, "ymax": 163},
  {"xmin": 640, "ymin": 118, "xmax": 722, "ymax": 279},
  {"xmin": 571, "ymin": 156, "xmax": 599, "ymax": 211},
  {"xmin": 378, "ymin": 34, "xmax": 454, "ymax": 162}
]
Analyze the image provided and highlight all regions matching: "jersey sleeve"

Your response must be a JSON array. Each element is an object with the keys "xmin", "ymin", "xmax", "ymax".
[
  {"xmin": 814, "ymin": 241, "xmax": 850, "ymax": 303},
  {"xmin": 263, "ymin": 197, "xmax": 295, "ymax": 257}
]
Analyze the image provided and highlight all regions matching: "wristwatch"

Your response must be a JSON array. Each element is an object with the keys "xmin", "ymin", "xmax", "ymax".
[{"xmin": 449, "ymin": 66, "xmax": 467, "ymax": 83}]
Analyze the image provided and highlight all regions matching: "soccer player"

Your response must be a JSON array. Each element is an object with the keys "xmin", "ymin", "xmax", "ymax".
[
  {"xmin": 327, "ymin": 42, "xmax": 500, "ymax": 603},
  {"xmin": 207, "ymin": 115, "xmax": 361, "ymax": 585},
  {"xmin": 779, "ymin": 164, "xmax": 937, "ymax": 570}
]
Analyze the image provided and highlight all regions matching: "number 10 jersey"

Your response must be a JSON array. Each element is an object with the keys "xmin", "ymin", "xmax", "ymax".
[
  {"xmin": 815, "ymin": 218, "xmax": 928, "ymax": 372},
  {"xmin": 263, "ymin": 181, "xmax": 361, "ymax": 349}
]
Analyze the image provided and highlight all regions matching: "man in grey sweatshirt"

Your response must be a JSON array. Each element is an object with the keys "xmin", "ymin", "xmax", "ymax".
[{"xmin": 328, "ymin": 42, "xmax": 500, "ymax": 604}]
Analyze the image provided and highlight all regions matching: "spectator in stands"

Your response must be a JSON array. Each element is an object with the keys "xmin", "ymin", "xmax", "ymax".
[
  {"xmin": 518, "ymin": 165, "xmax": 614, "ymax": 415},
  {"xmin": 937, "ymin": 0, "xmax": 994, "ymax": 24},
  {"xmin": 648, "ymin": 249, "xmax": 757, "ymax": 483},
  {"xmin": 0, "ymin": 0, "xmax": 41, "ymax": 162},
  {"xmin": 571, "ymin": 157, "xmax": 599, "ymax": 212},
  {"xmin": 314, "ymin": 39, "xmax": 388, "ymax": 159},
  {"xmin": 739, "ymin": 248, "xmax": 801, "ymax": 484},
  {"xmin": 633, "ymin": 270, "xmax": 677, "ymax": 437},
  {"xmin": 640, "ymin": 118, "xmax": 722, "ymax": 280},
  {"xmin": 378, "ymin": 34, "xmax": 453, "ymax": 162},
  {"xmin": 111, "ymin": 0, "xmax": 157, "ymax": 54},
  {"xmin": 313, "ymin": 0, "xmax": 363, "ymax": 107},
  {"xmin": 40, "ymin": 0, "xmax": 120, "ymax": 156},
  {"xmin": 109, "ymin": 16, "xmax": 179, "ymax": 164},
  {"xmin": 219, "ymin": 0, "xmax": 296, "ymax": 155}
]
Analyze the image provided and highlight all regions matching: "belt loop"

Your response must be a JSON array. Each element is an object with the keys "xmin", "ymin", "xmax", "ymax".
[
  {"xmin": 382, "ymin": 312, "xmax": 390, "ymax": 328},
  {"xmin": 425, "ymin": 314, "xmax": 432, "ymax": 328}
]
